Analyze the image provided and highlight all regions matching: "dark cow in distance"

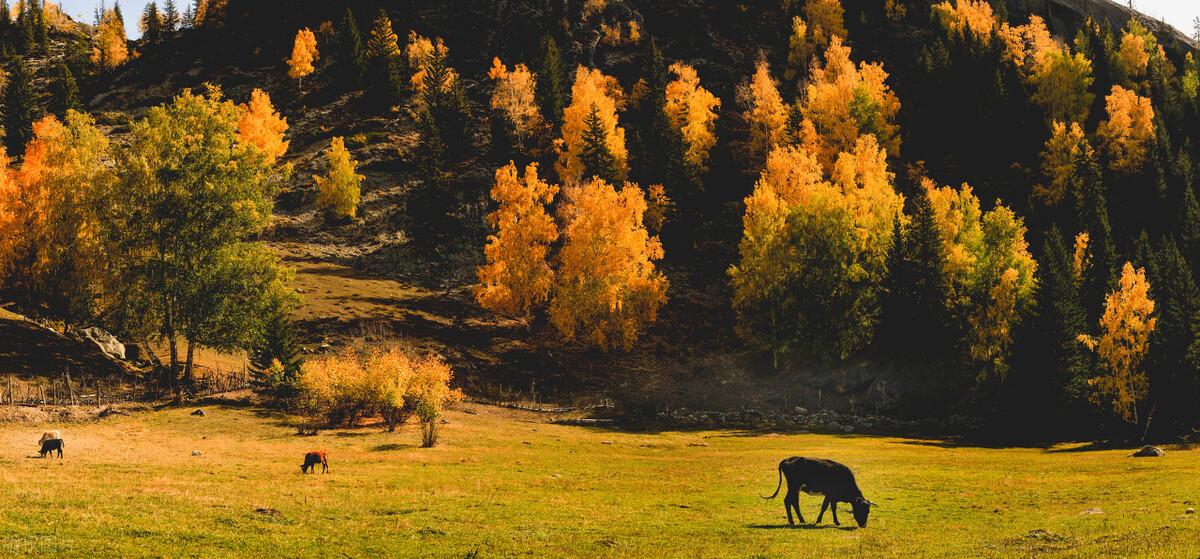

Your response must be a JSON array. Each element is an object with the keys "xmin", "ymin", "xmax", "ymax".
[
  {"xmin": 301, "ymin": 450, "xmax": 328, "ymax": 474},
  {"xmin": 39, "ymin": 438, "xmax": 64, "ymax": 459},
  {"xmin": 763, "ymin": 457, "xmax": 875, "ymax": 527}
]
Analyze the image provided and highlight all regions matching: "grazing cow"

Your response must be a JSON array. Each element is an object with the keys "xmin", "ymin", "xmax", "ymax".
[
  {"xmin": 39, "ymin": 438, "xmax": 64, "ymax": 459},
  {"xmin": 38, "ymin": 431, "xmax": 61, "ymax": 445},
  {"xmin": 301, "ymin": 450, "xmax": 328, "ymax": 474},
  {"xmin": 762, "ymin": 457, "xmax": 876, "ymax": 527}
]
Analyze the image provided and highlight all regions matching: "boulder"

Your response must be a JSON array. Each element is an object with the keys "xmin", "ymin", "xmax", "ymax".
[
  {"xmin": 191, "ymin": 409, "xmax": 206, "ymax": 417},
  {"xmin": 1130, "ymin": 445, "xmax": 1165, "ymax": 457},
  {"xmin": 80, "ymin": 326, "xmax": 125, "ymax": 360}
]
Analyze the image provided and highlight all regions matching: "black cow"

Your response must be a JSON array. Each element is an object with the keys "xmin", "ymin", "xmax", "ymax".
[
  {"xmin": 301, "ymin": 450, "xmax": 328, "ymax": 474},
  {"xmin": 39, "ymin": 438, "xmax": 64, "ymax": 459},
  {"xmin": 762, "ymin": 456, "xmax": 875, "ymax": 527}
]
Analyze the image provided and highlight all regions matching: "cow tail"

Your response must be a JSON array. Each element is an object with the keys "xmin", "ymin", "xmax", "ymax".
[{"xmin": 761, "ymin": 462, "xmax": 783, "ymax": 500}]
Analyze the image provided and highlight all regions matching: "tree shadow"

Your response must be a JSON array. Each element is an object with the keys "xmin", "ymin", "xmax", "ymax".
[
  {"xmin": 746, "ymin": 523, "xmax": 856, "ymax": 531},
  {"xmin": 370, "ymin": 443, "xmax": 415, "ymax": 452}
]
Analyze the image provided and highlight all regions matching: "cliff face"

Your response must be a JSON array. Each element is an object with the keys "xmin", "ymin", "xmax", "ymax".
[{"xmin": 1035, "ymin": 0, "xmax": 1197, "ymax": 51}]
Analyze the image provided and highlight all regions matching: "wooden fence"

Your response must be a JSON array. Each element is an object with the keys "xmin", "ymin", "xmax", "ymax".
[{"xmin": 1, "ymin": 367, "xmax": 250, "ymax": 407}]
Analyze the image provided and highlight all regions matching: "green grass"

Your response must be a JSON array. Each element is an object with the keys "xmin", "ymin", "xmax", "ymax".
[{"xmin": 0, "ymin": 404, "xmax": 1198, "ymax": 558}]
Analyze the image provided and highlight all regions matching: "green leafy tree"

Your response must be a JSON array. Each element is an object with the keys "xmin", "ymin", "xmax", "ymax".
[
  {"xmin": 249, "ymin": 308, "xmax": 304, "ymax": 402},
  {"xmin": 880, "ymin": 187, "xmax": 952, "ymax": 363},
  {"xmin": 141, "ymin": 2, "xmax": 163, "ymax": 44},
  {"xmin": 107, "ymin": 86, "xmax": 293, "ymax": 402},
  {"xmin": 1076, "ymin": 145, "xmax": 1116, "ymax": 322},
  {"xmin": 162, "ymin": 0, "xmax": 179, "ymax": 33},
  {"xmin": 1180, "ymin": 186, "xmax": 1200, "ymax": 274},
  {"xmin": 1036, "ymin": 226, "xmax": 1091, "ymax": 407},
  {"xmin": 1146, "ymin": 239, "xmax": 1200, "ymax": 434},
  {"xmin": 364, "ymin": 9, "xmax": 403, "ymax": 110}
]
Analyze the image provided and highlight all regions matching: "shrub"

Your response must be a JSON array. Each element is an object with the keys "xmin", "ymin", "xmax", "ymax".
[{"xmin": 296, "ymin": 341, "xmax": 461, "ymax": 440}]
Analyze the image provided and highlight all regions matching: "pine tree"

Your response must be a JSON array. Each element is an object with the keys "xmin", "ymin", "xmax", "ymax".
[
  {"xmin": 364, "ymin": 9, "xmax": 402, "ymax": 110},
  {"xmin": 248, "ymin": 308, "xmax": 304, "ymax": 401},
  {"xmin": 536, "ymin": 35, "xmax": 566, "ymax": 125},
  {"xmin": 0, "ymin": 1, "xmax": 11, "ymax": 55},
  {"xmin": 49, "ymin": 62, "xmax": 80, "ymax": 117},
  {"xmin": 141, "ymin": 2, "xmax": 162, "ymax": 45},
  {"xmin": 162, "ymin": 0, "xmax": 179, "ymax": 33},
  {"xmin": 1076, "ymin": 145, "xmax": 1115, "ymax": 323},
  {"xmin": 4, "ymin": 59, "xmax": 39, "ymax": 156},
  {"xmin": 1180, "ymin": 185, "xmax": 1200, "ymax": 274},
  {"xmin": 417, "ymin": 43, "xmax": 468, "ymax": 160},
  {"xmin": 580, "ymin": 104, "xmax": 619, "ymax": 184},
  {"xmin": 1146, "ymin": 238, "xmax": 1200, "ymax": 434},
  {"xmin": 1036, "ymin": 225, "xmax": 1091, "ymax": 407},
  {"xmin": 881, "ymin": 186, "xmax": 952, "ymax": 363},
  {"xmin": 338, "ymin": 7, "xmax": 366, "ymax": 87}
]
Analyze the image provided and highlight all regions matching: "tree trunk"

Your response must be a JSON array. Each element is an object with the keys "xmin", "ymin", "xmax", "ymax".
[{"xmin": 177, "ymin": 339, "xmax": 196, "ymax": 405}]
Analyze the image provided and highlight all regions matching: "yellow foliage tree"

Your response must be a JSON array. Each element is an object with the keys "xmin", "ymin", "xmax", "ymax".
[
  {"xmin": 931, "ymin": 0, "xmax": 995, "ymax": 45},
  {"xmin": 740, "ymin": 59, "xmax": 789, "ymax": 165},
  {"xmin": 238, "ymin": 89, "xmax": 289, "ymax": 164},
  {"xmin": 785, "ymin": 16, "xmax": 810, "ymax": 81},
  {"xmin": 998, "ymin": 15, "xmax": 1057, "ymax": 75},
  {"xmin": 1114, "ymin": 21, "xmax": 1153, "ymax": 84},
  {"xmin": 1072, "ymin": 232, "xmax": 1090, "ymax": 283},
  {"xmin": 1029, "ymin": 49, "xmax": 1094, "ymax": 124},
  {"xmin": 801, "ymin": 36, "xmax": 901, "ymax": 169},
  {"xmin": 1035, "ymin": 120, "xmax": 1086, "ymax": 206},
  {"xmin": 1097, "ymin": 85, "xmax": 1155, "ymax": 173},
  {"xmin": 803, "ymin": 0, "xmax": 846, "ymax": 52},
  {"xmin": 91, "ymin": 8, "xmax": 128, "ymax": 69},
  {"xmin": 0, "ymin": 149, "xmax": 20, "ymax": 282},
  {"xmin": 556, "ymin": 66, "xmax": 627, "ymax": 183},
  {"xmin": 17, "ymin": 112, "xmax": 117, "ymax": 319},
  {"xmin": 549, "ymin": 178, "xmax": 667, "ymax": 350},
  {"xmin": 1078, "ymin": 262, "xmax": 1157, "ymax": 423},
  {"xmin": 287, "ymin": 28, "xmax": 319, "ymax": 88},
  {"xmin": 314, "ymin": 137, "xmax": 363, "ymax": 220},
  {"xmin": 923, "ymin": 179, "xmax": 1037, "ymax": 379},
  {"xmin": 475, "ymin": 162, "xmax": 559, "ymax": 317},
  {"xmin": 664, "ymin": 62, "xmax": 720, "ymax": 172},
  {"xmin": 488, "ymin": 58, "xmax": 544, "ymax": 145}
]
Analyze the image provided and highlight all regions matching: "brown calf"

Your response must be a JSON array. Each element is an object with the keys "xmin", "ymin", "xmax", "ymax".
[{"xmin": 301, "ymin": 450, "xmax": 328, "ymax": 474}]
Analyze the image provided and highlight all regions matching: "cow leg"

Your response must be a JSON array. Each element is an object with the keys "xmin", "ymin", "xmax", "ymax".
[
  {"xmin": 816, "ymin": 497, "xmax": 829, "ymax": 524},
  {"xmin": 785, "ymin": 488, "xmax": 804, "ymax": 525},
  {"xmin": 831, "ymin": 502, "xmax": 840, "ymax": 525}
]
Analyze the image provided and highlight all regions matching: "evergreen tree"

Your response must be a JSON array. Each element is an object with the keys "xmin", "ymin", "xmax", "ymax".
[
  {"xmin": 181, "ymin": 2, "xmax": 193, "ymax": 29},
  {"xmin": 339, "ymin": 7, "xmax": 366, "ymax": 88},
  {"xmin": 142, "ymin": 2, "xmax": 162, "ymax": 44},
  {"xmin": 880, "ymin": 187, "xmax": 952, "ymax": 363},
  {"xmin": 162, "ymin": 0, "xmax": 179, "ymax": 32},
  {"xmin": 1037, "ymin": 226, "xmax": 1092, "ymax": 408},
  {"xmin": 3, "ymin": 59, "xmax": 39, "ymax": 155},
  {"xmin": 0, "ymin": 1, "xmax": 11, "ymax": 55},
  {"xmin": 1146, "ymin": 239, "xmax": 1200, "ymax": 434},
  {"xmin": 1076, "ymin": 146, "xmax": 1116, "ymax": 323},
  {"xmin": 536, "ymin": 35, "xmax": 566, "ymax": 125},
  {"xmin": 418, "ymin": 44, "xmax": 469, "ymax": 160},
  {"xmin": 579, "ymin": 104, "xmax": 620, "ymax": 184},
  {"xmin": 31, "ymin": 0, "xmax": 45, "ymax": 49},
  {"xmin": 49, "ymin": 61, "xmax": 80, "ymax": 117},
  {"xmin": 364, "ymin": 9, "xmax": 402, "ymax": 111},
  {"xmin": 1181, "ymin": 185, "xmax": 1200, "ymax": 274},
  {"xmin": 112, "ymin": 0, "xmax": 123, "ymax": 25},
  {"xmin": 249, "ymin": 309, "xmax": 304, "ymax": 400}
]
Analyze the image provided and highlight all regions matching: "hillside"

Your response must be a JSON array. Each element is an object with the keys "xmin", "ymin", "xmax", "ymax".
[{"xmin": 1, "ymin": 0, "xmax": 1199, "ymax": 437}]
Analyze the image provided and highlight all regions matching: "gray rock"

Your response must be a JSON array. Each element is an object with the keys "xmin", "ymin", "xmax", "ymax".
[
  {"xmin": 191, "ymin": 409, "xmax": 206, "ymax": 417},
  {"xmin": 1186, "ymin": 508, "xmax": 1196, "ymax": 515},
  {"xmin": 842, "ymin": 425, "xmax": 856, "ymax": 434},
  {"xmin": 80, "ymin": 326, "xmax": 125, "ymax": 360},
  {"xmin": 827, "ymin": 422, "xmax": 842, "ymax": 432},
  {"xmin": 1130, "ymin": 445, "xmax": 1165, "ymax": 457},
  {"xmin": 1081, "ymin": 507, "xmax": 1104, "ymax": 515},
  {"xmin": 793, "ymin": 406, "xmax": 808, "ymax": 414},
  {"xmin": 191, "ymin": 450, "xmax": 201, "ymax": 456}
]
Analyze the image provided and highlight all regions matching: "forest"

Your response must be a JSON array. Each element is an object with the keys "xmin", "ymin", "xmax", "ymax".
[{"xmin": 0, "ymin": 0, "xmax": 1198, "ymax": 443}]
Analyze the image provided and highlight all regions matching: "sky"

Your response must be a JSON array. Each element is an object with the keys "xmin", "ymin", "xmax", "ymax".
[{"xmin": 50, "ymin": 0, "xmax": 1200, "ymax": 41}]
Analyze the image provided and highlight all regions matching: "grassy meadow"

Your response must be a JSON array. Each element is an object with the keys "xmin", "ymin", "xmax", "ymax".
[{"xmin": 0, "ymin": 402, "xmax": 1197, "ymax": 558}]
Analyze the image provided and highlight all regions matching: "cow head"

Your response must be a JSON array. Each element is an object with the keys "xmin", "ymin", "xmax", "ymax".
[{"xmin": 852, "ymin": 497, "xmax": 875, "ymax": 527}]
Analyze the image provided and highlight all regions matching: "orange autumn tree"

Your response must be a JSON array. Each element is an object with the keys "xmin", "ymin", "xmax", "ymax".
[
  {"xmin": 802, "ymin": 0, "xmax": 846, "ymax": 53},
  {"xmin": 800, "ymin": 36, "xmax": 901, "ymax": 169},
  {"xmin": 17, "ymin": 111, "xmax": 117, "ymax": 320},
  {"xmin": 488, "ymin": 57, "xmax": 544, "ymax": 146},
  {"xmin": 1097, "ymin": 85, "xmax": 1154, "ymax": 173},
  {"xmin": 407, "ymin": 32, "xmax": 458, "ymax": 97},
  {"xmin": 550, "ymin": 178, "xmax": 667, "ymax": 350},
  {"xmin": 664, "ymin": 62, "xmax": 720, "ymax": 172},
  {"xmin": 1078, "ymin": 262, "xmax": 1157, "ymax": 423},
  {"xmin": 556, "ymin": 66, "xmax": 627, "ymax": 183},
  {"xmin": 739, "ymin": 59, "xmax": 789, "ymax": 165},
  {"xmin": 288, "ymin": 28, "xmax": 318, "ymax": 89},
  {"xmin": 931, "ymin": 0, "xmax": 995, "ymax": 45},
  {"xmin": 92, "ymin": 7, "xmax": 128, "ymax": 69},
  {"xmin": 0, "ymin": 149, "xmax": 20, "ymax": 282},
  {"xmin": 238, "ymin": 89, "xmax": 289, "ymax": 164},
  {"xmin": 475, "ymin": 162, "xmax": 559, "ymax": 317}
]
